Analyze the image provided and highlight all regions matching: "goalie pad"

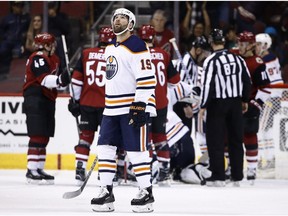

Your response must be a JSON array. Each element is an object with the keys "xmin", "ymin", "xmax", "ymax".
[{"xmin": 180, "ymin": 163, "xmax": 211, "ymax": 184}]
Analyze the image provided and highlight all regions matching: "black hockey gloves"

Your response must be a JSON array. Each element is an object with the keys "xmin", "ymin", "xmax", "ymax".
[
  {"xmin": 128, "ymin": 101, "xmax": 147, "ymax": 128},
  {"xmin": 68, "ymin": 98, "xmax": 80, "ymax": 117},
  {"xmin": 57, "ymin": 70, "xmax": 71, "ymax": 87},
  {"xmin": 244, "ymin": 99, "xmax": 263, "ymax": 118}
]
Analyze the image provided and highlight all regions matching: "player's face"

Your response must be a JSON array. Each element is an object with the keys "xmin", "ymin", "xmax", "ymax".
[
  {"xmin": 238, "ymin": 41, "xmax": 253, "ymax": 56},
  {"xmin": 112, "ymin": 14, "xmax": 129, "ymax": 34}
]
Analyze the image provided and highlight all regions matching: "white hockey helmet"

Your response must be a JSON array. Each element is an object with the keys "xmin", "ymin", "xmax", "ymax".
[
  {"xmin": 256, "ymin": 33, "xmax": 272, "ymax": 54},
  {"xmin": 111, "ymin": 8, "xmax": 136, "ymax": 35}
]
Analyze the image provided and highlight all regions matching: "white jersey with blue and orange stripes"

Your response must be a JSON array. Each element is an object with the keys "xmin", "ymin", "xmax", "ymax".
[
  {"xmin": 166, "ymin": 81, "xmax": 193, "ymax": 147},
  {"xmin": 103, "ymin": 35, "xmax": 156, "ymax": 116}
]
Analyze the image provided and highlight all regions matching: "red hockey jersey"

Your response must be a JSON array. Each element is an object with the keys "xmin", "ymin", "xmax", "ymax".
[
  {"xmin": 150, "ymin": 47, "xmax": 180, "ymax": 109},
  {"xmin": 71, "ymin": 47, "xmax": 106, "ymax": 108},
  {"xmin": 23, "ymin": 51, "xmax": 60, "ymax": 101}
]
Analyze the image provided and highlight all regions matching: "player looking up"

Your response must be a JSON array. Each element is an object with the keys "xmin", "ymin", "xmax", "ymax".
[{"xmin": 90, "ymin": 8, "xmax": 156, "ymax": 213}]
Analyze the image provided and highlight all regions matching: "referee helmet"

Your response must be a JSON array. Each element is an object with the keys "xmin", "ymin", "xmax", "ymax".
[{"xmin": 209, "ymin": 29, "xmax": 225, "ymax": 44}]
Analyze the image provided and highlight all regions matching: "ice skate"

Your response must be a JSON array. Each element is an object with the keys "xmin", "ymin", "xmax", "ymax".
[
  {"xmin": 131, "ymin": 186, "xmax": 154, "ymax": 213},
  {"xmin": 37, "ymin": 169, "xmax": 54, "ymax": 185},
  {"xmin": 26, "ymin": 169, "xmax": 42, "ymax": 184},
  {"xmin": 75, "ymin": 161, "xmax": 86, "ymax": 186},
  {"xmin": 91, "ymin": 185, "xmax": 115, "ymax": 212},
  {"xmin": 205, "ymin": 177, "xmax": 226, "ymax": 187},
  {"xmin": 247, "ymin": 168, "xmax": 256, "ymax": 185},
  {"xmin": 157, "ymin": 167, "xmax": 171, "ymax": 187},
  {"xmin": 232, "ymin": 181, "xmax": 240, "ymax": 187}
]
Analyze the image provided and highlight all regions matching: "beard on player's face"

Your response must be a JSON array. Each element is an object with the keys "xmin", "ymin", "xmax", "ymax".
[{"xmin": 113, "ymin": 23, "xmax": 128, "ymax": 34}]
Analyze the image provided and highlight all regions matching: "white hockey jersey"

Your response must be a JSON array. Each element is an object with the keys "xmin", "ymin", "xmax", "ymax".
[
  {"xmin": 103, "ymin": 35, "xmax": 157, "ymax": 116},
  {"xmin": 166, "ymin": 82, "xmax": 193, "ymax": 147}
]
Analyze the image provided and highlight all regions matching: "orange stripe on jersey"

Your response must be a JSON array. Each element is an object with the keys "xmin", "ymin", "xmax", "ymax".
[
  {"xmin": 98, "ymin": 163, "xmax": 117, "ymax": 169},
  {"xmin": 167, "ymin": 123, "xmax": 182, "ymax": 140},
  {"xmin": 134, "ymin": 167, "xmax": 150, "ymax": 173},
  {"xmin": 106, "ymin": 98, "xmax": 134, "ymax": 104},
  {"xmin": 137, "ymin": 80, "xmax": 156, "ymax": 86},
  {"xmin": 141, "ymin": 126, "xmax": 146, "ymax": 151},
  {"xmin": 176, "ymin": 84, "xmax": 183, "ymax": 98},
  {"xmin": 148, "ymin": 97, "xmax": 155, "ymax": 104},
  {"xmin": 120, "ymin": 44, "xmax": 149, "ymax": 54}
]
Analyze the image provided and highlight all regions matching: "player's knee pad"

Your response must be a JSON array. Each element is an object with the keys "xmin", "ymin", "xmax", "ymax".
[
  {"xmin": 154, "ymin": 142, "xmax": 170, "ymax": 160},
  {"xmin": 244, "ymin": 133, "xmax": 257, "ymax": 145},
  {"xmin": 74, "ymin": 143, "xmax": 90, "ymax": 155},
  {"xmin": 29, "ymin": 136, "xmax": 49, "ymax": 148},
  {"xmin": 127, "ymin": 151, "xmax": 151, "ymax": 165},
  {"xmin": 79, "ymin": 130, "xmax": 94, "ymax": 144},
  {"xmin": 96, "ymin": 145, "xmax": 117, "ymax": 160}
]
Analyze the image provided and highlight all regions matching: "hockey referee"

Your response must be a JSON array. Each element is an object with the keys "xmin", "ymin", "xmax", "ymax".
[{"xmin": 198, "ymin": 29, "xmax": 252, "ymax": 187}]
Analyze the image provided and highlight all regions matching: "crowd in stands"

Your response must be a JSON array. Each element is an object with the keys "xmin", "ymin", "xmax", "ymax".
[{"xmin": 0, "ymin": 1, "xmax": 287, "ymax": 81}]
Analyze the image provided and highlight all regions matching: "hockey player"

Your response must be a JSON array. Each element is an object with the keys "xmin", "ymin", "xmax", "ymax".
[
  {"xmin": 68, "ymin": 27, "xmax": 114, "ymax": 185},
  {"xmin": 173, "ymin": 36, "xmax": 211, "ymax": 137},
  {"xmin": 236, "ymin": 31, "xmax": 270, "ymax": 183},
  {"xmin": 138, "ymin": 24, "xmax": 181, "ymax": 186},
  {"xmin": 23, "ymin": 33, "xmax": 70, "ymax": 184},
  {"xmin": 166, "ymin": 82, "xmax": 211, "ymax": 184},
  {"xmin": 255, "ymin": 33, "xmax": 284, "ymax": 169},
  {"xmin": 91, "ymin": 8, "xmax": 156, "ymax": 213}
]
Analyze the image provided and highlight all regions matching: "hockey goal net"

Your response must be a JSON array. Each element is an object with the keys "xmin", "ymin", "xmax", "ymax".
[{"xmin": 257, "ymin": 84, "xmax": 288, "ymax": 179}]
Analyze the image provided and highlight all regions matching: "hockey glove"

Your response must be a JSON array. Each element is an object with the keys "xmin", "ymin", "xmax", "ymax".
[
  {"xmin": 244, "ymin": 99, "xmax": 262, "ymax": 118},
  {"xmin": 57, "ymin": 70, "xmax": 71, "ymax": 87},
  {"xmin": 68, "ymin": 98, "xmax": 80, "ymax": 117},
  {"xmin": 128, "ymin": 102, "xmax": 147, "ymax": 128}
]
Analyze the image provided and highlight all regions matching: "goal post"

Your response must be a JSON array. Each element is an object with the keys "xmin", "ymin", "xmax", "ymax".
[{"xmin": 257, "ymin": 84, "xmax": 288, "ymax": 179}]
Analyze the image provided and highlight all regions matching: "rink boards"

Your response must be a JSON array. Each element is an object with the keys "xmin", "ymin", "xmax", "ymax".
[{"xmin": 0, "ymin": 94, "xmax": 98, "ymax": 170}]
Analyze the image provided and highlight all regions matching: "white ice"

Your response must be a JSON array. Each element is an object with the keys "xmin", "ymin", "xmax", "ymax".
[{"xmin": 1, "ymin": 169, "xmax": 288, "ymax": 216}]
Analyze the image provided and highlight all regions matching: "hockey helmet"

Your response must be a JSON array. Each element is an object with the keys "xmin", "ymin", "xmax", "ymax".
[
  {"xmin": 33, "ymin": 33, "xmax": 56, "ymax": 50},
  {"xmin": 111, "ymin": 8, "xmax": 136, "ymax": 35},
  {"xmin": 138, "ymin": 24, "xmax": 155, "ymax": 41},
  {"xmin": 255, "ymin": 33, "xmax": 272, "ymax": 50},
  {"xmin": 238, "ymin": 31, "xmax": 255, "ymax": 43},
  {"xmin": 192, "ymin": 36, "xmax": 211, "ymax": 51},
  {"xmin": 99, "ymin": 26, "xmax": 114, "ymax": 43},
  {"xmin": 208, "ymin": 28, "xmax": 225, "ymax": 44}
]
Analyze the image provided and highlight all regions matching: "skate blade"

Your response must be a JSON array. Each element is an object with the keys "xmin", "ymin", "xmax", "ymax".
[
  {"xmin": 26, "ymin": 178, "xmax": 42, "ymax": 185},
  {"xmin": 248, "ymin": 180, "xmax": 255, "ymax": 186},
  {"xmin": 132, "ymin": 203, "xmax": 154, "ymax": 213},
  {"xmin": 92, "ymin": 203, "xmax": 114, "ymax": 212},
  {"xmin": 76, "ymin": 179, "xmax": 84, "ymax": 187}
]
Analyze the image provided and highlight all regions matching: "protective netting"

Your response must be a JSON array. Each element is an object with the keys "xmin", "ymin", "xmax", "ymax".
[{"xmin": 258, "ymin": 86, "xmax": 288, "ymax": 178}]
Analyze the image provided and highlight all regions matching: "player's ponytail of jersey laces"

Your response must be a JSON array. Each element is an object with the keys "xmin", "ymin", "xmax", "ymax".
[{"xmin": 111, "ymin": 8, "xmax": 136, "ymax": 36}]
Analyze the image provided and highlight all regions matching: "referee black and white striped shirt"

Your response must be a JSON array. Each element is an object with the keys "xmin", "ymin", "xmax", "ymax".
[
  {"xmin": 200, "ymin": 49, "xmax": 251, "ymax": 108},
  {"xmin": 175, "ymin": 52, "xmax": 198, "ymax": 85}
]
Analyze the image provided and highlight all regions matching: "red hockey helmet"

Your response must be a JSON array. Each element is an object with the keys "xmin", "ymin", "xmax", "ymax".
[
  {"xmin": 238, "ymin": 31, "xmax": 255, "ymax": 43},
  {"xmin": 99, "ymin": 26, "xmax": 114, "ymax": 43},
  {"xmin": 33, "ymin": 33, "xmax": 56, "ymax": 50},
  {"xmin": 138, "ymin": 24, "xmax": 155, "ymax": 41}
]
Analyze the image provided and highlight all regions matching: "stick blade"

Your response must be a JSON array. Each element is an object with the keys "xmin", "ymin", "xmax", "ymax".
[{"xmin": 62, "ymin": 188, "xmax": 82, "ymax": 199}]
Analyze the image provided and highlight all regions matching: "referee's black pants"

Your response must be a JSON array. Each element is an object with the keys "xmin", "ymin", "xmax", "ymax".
[{"xmin": 206, "ymin": 98, "xmax": 244, "ymax": 181}]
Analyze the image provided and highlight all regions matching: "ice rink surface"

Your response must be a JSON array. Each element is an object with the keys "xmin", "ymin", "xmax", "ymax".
[{"xmin": 1, "ymin": 169, "xmax": 288, "ymax": 216}]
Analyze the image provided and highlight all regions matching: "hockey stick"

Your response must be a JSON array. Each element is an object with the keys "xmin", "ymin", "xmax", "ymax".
[
  {"xmin": 169, "ymin": 38, "xmax": 192, "ymax": 84},
  {"xmin": 63, "ymin": 155, "xmax": 98, "ymax": 199},
  {"xmin": 61, "ymin": 35, "xmax": 80, "ymax": 137}
]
